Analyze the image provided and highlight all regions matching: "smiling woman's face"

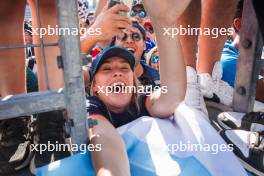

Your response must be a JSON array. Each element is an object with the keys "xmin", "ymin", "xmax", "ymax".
[{"xmin": 92, "ymin": 57, "xmax": 134, "ymax": 113}]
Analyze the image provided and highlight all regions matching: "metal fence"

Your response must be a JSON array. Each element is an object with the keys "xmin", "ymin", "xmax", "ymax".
[
  {"xmin": 1, "ymin": 0, "xmax": 264, "ymax": 153},
  {"xmin": 232, "ymin": 0, "xmax": 264, "ymax": 113},
  {"xmin": 0, "ymin": 0, "xmax": 87, "ymax": 149}
]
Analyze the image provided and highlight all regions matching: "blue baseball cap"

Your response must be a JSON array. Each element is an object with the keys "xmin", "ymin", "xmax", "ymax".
[{"xmin": 91, "ymin": 46, "xmax": 136, "ymax": 77}]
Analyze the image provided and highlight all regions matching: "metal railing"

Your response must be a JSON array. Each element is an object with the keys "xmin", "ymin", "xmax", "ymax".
[
  {"xmin": 0, "ymin": 0, "xmax": 87, "ymax": 149},
  {"xmin": 232, "ymin": 0, "xmax": 264, "ymax": 112}
]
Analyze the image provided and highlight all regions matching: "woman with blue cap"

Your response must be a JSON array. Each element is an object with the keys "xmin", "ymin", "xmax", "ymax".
[{"xmin": 86, "ymin": 0, "xmax": 190, "ymax": 175}]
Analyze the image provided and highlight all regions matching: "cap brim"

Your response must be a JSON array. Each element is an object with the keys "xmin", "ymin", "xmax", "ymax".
[{"xmin": 92, "ymin": 46, "xmax": 135, "ymax": 76}]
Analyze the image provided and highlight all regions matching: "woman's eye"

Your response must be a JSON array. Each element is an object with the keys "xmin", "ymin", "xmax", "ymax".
[
  {"xmin": 102, "ymin": 67, "xmax": 111, "ymax": 71},
  {"xmin": 121, "ymin": 67, "xmax": 129, "ymax": 71}
]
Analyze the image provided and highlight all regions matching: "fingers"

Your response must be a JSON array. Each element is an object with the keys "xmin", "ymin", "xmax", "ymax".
[
  {"xmin": 93, "ymin": 2, "xmax": 133, "ymax": 40},
  {"xmin": 109, "ymin": 4, "xmax": 130, "ymax": 14},
  {"xmin": 109, "ymin": 12, "xmax": 132, "ymax": 30},
  {"xmin": 115, "ymin": 30, "xmax": 125, "ymax": 38},
  {"xmin": 115, "ymin": 20, "xmax": 131, "ymax": 29},
  {"xmin": 113, "ymin": 29, "xmax": 125, "ymax": 39},
  {"xmin": 112, "ymin": 14, "xmax": 131, "ymax": 25},
  {"xmin": 101, "ymin": 0, "xmax": 129, "ymax": 14}
]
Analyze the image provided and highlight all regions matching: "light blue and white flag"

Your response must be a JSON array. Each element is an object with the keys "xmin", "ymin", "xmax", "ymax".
[{"xmin": 36, "ymin": 104, "xmax": 247, "ymax": 176}]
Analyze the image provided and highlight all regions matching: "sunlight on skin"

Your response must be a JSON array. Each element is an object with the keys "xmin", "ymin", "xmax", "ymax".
[{"xmin": 97, "ymin": 168, "xmax": 112, "ymax": 176}]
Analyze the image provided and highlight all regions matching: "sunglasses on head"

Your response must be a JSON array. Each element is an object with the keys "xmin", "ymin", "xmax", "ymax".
[
  {"xmin": 130, "ymin": 9, "xmax": 147, "ymax": 18},
  {"xmin": 116, "ymin": 32, "xmax": 142, "ymax": 42}
]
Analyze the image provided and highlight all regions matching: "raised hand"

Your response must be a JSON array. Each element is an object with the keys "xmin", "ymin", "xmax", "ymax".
[
  {"xmin": 88, "ymin": 3, "xmax": 132, "ymax": 42},
  {"xmin": 143, "ymin": 0, "xmax": 189, "ymax": 117}
]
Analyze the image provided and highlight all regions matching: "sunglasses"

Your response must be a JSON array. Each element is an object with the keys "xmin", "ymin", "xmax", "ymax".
[
  {"xmin": 151, "ymin": 55, "xmax": 159, "ymax": 64},
  {"xmin": 130, "ymin": 9, "xmax": 147, "ymax": 18},
  {"xmin": 116, "ymin": 32, "xmax": 142, "ymax": 42}
]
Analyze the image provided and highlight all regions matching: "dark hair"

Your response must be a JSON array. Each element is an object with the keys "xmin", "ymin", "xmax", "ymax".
[
  {"xmin": 132, "ymin": 0, "xmax": 144, "ymax": 10},
  {"xmin": 132, "ymin": 21, "xmax": 146, "ymax": 41},
  {"xmin": 233, "ymin": 0, "xmax": 244, "ymax": 33},
  {"xmin": 234, "ymin": 0, "xmax": 244, "ymax": 19},
  {"xmin": 85, "ymin": 19, "xmax": 90, "ymax": 26}
]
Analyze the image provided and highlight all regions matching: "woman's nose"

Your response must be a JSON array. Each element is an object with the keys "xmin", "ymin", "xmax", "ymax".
[{"xmin": 112, "ymin": 69, "xmax": 123, "ymax": 77}]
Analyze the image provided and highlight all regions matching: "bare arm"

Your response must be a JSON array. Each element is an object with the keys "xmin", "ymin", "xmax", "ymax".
[
  {"xmin": 80, "ymin": 34, "xmax": 101, "ymax": 54},
  {"xmin": 94, "ymin": 0, "xmax": 108, "ymax": 18},
  {"xmin": 89, "ymin": 115, "xmax": 130, "ymax": 176},
  {"xmin": 144, "ymin": 0, "xmax": 191, "ymax": 118}
]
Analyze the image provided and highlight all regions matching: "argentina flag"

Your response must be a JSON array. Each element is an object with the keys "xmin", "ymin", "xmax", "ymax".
[{"xmin": 35, "ymin": 103, "xmax": 247, "ymax": 176}]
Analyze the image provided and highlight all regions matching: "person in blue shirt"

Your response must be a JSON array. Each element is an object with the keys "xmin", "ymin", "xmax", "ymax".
[
  {"xmin": 220, "ymin": 40, "xmax": 239, "ymax": 87},
  {"xmin": 220, "ymin": 0, "xmax": 242, "ymax": 87},
  {"xmin": 220, "ymin": 0, "xmax": 264, "ymax": 103}
]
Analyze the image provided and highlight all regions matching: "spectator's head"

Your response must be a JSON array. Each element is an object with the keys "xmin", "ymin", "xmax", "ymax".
[
  {"xmin": 233, "ymin": 0, "xmax": 243, "ymax": 33},
  {"xmin": 79, "ymin": 18, "xmax": 90, "ymax": 36},
  {"xmin": 130, "ymin": 0, "xmax": 147, "ymax": 25},
  {"xmin": 90, "ymin": 46, "xmax": 140, "ymax": 111},
  {"xmin": 24, "ymin": 21, "xmax": 33, "ymax": 44},
  {"xmin": 114, "ymin": 21, "xmax": 146, "ymax": 65},
  {"xmin": 144, "ymin": 20, "xmax": 154, "ymax": 39},
  {"xmin": 87, "ymin": 11, "xmax": 95, "ymax": 25}
]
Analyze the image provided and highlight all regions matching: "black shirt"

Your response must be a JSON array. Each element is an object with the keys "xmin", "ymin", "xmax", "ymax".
[
  {"xmin": 139, "ymin": 62, "xmax": 160, "ymax": 88},
  {"xmin": 86, "ymin": 95, "xmax": 150, "ymax": 128}
]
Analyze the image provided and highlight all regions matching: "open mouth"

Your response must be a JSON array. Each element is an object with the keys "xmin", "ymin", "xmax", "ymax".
[
  {"xmin": 127, "ymin": 47, "xmax": 136, "ymax": 54},
  {"xmin": 108, "ymin": 82, "xmax": 126, "ymax": 93}
]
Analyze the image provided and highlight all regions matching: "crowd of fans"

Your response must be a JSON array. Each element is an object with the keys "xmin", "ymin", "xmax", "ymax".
[{"xmin": 0, "ymin": 0, "xmax": 264, "ymax": 175}]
